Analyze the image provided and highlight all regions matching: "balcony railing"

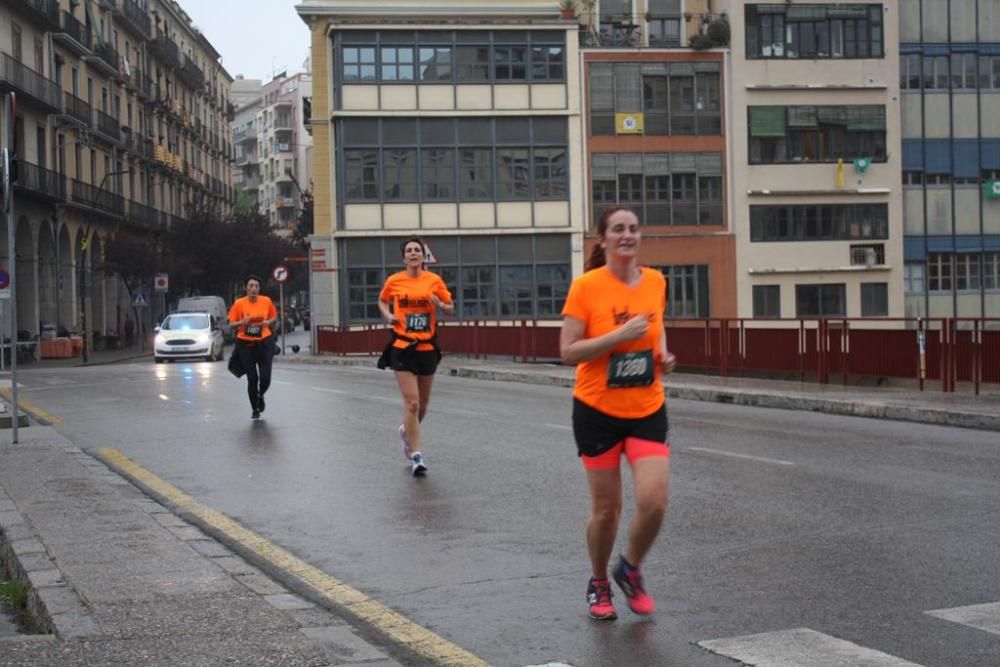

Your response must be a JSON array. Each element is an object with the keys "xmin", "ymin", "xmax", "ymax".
[
  {"xmin": 13, "ymin": 162, "xmax": 66, "ymax": 202},
  {"xmin": 647, "ymin": 16, "xmax": 682, "ymax": 47},
  {"xmin": 63, "ymin": 92, "xmax": 91, "ymax": 126},
  {"xmin": 126, "ymin": 200, "xmax": 162, "ymax": 229},
  {"xmin": 71, "ymin": 178, "xmax": 125, "ymax": 215},
  {"xmin": 92, "ymin": 41, "xmax": 119, "ymax": 74},
  {"xmin": 15, "ymin": 0, "xmax": 60, "ymax": 29},
  {"xmin": 0, "ymin": 53, "xmax": 62, "ymax": 112},
  {"xmin": 94, "ymin": 109, "xmax": 121, "ymax": 143},
  {"xmin": 119, "ymin": 0, "xmax": 151, "ymax": 37},
  {"xmin": 178, "ymin": 55, "xmax": 205, "ymax": 88},
  {"xmin": 149, "ymin": 30, "xmax": 181, "ymax": 69},
  {"xmin": 56, "ymin": 10, "xmax": 93, "ymax": 53},
  {"xmin": 234, "ymin": 125, "xmax": 257, "ymax": 143}
]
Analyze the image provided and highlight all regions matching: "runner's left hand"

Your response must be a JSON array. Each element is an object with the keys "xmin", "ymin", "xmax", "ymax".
[{"xmin": 661, "ymin": 352, "xmax": 677, "ymax": 374}]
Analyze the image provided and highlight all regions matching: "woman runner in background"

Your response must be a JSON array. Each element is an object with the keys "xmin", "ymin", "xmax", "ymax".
[
  {"xmin": 560, "ymin": 206, "xmax": 677, "ymax": 620},
  {"xmin": 378, "ymin": 237, "xmax": 454, "ymax": 477}
]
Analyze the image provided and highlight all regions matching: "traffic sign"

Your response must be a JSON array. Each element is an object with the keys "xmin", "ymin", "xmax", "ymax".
[
  {"xmin": 423, "ymin": 243, "xmax": 437, "ymax": 264},
  {"xmin": 132, "ymin": 292, "xmax": 149, "ymax": 307},
  {"xmin": 272, "ymin": 265, "xmax": 288, "ymax": 283},
  {"xmin": 0, "ymin": 269, "xmax": 9, "ymax": 290},
  {"xmin": 154, "ymin": 273, "xmax": 169, "ymax": 293}
]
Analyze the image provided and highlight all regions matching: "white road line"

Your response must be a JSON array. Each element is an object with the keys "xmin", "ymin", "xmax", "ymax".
[
  {"xmin": 311, "ymin": 386, "xmax": 349, "ymax": 394},
  {"xmin": 542, "ymin": 423, "xmax": 572, "ymax": 431},
  {"xmin": 685, "ymin": 446, "xmax": 794, "ymax": 466},
  {"xmin": 926, "ymin": 601, "xmax": 1000, "ymax": 636},
  {"xmin": 699, "ymin": 627, "xmax": 925, "ymax": 666}
]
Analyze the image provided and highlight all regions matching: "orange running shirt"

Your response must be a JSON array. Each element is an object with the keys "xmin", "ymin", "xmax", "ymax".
[
  {"xmin": 228, "ymin": 296, "xmax": 277, "ymax": 341},
  {"xmin": 561, "ymin": 266, "xmax": 666, "ymax": 419},
  {"xmin": 379, "ymin": 270, "xmax": 453, "ymax": 351}
]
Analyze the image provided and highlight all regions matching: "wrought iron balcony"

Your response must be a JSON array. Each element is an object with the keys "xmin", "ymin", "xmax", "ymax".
[
  {"xmin": 71, "ymin": 178, "xmax": 125, "ymax": 216},
  {"xmin": 149, "ymin": 30, "xmax": 181, "ymax": 69},
  {"xmin": 12, "ymin": 0, "xmax": 60, "ymax": 30},
  {"xmin": 94, "ymin": 108, "xmax": 121, "ymax": 143},
  {"xmin": 13, "ymin": 162, "xmax": 66, "ymax": 202},
  {"xmin": 646, "ymin": 16, "xmax": 682, "ymax": 47},
  {"xmin": 63, "ymin": 92, "xmax": 91, "ymax": 127},
  {"xmin": 0, "ymin": 53, "xmax": 62, "ymax": 113},
  {"xmin": 53, "ymin": 10, "xmax": 93, "ymax": 55},
  {"xmin": 118, "ymin": 0, "xmax": 151, "ymax": 37},
  {"xmin": 91, "ymin": 41, "xmax": 120, "ymax": 75},
  {"xmin": 126, "ymin": 200, "xmax": 162, "ymax": 230},
  {"xmin": 178, "ymin": 55, "xmax": 205, "ymax": 88}
]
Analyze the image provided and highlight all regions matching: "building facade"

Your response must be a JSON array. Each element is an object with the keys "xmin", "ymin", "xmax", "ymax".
[
  {"xmin": 0, "ymin": 0, "xmax": 235, "ymax": 349},
  {"xmin": 898, "ymin": 0, "xmax": 1000, "ymax": 320},
  {"xmin": 298, "ymin": 0, "xmax": 584, "ymax": 327}
]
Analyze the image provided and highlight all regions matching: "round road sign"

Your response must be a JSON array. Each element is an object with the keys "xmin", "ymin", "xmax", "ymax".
[
  {"xmin": 0, "ymin": 269, "xmax": 9, "ymax": 290},
  {"xmin": 272, "ymin": 265, "xmax": 289, "ymax": 283}
]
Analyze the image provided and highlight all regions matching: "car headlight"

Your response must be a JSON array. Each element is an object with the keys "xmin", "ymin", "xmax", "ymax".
[
  {"xmin": 195, "ymin": 334, "xmax": 210, "ymax": 345},
  {"xmin": 154, "ymin": 334, "xmax": 166, "ymax": 345}
]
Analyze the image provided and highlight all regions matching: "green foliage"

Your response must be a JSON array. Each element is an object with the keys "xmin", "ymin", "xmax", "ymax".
[
  {"xmin": 706, "ymin": 18, "xmax": 731, "ymax": 47},
  {"xmin": 0, "ymin": 580, "xmax": 28, "ymax": 609}
]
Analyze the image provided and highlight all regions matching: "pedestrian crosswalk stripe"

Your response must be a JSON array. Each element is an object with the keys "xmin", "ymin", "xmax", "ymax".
[
  {"xmin": 926, "ymin": 601, "xmax": 1000, "ymax": 636},
  {"xmin": 699, "ymin": 627, "xmax": 924, "ymax": 666}
]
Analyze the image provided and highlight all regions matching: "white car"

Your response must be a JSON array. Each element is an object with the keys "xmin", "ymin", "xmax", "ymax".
[{"xmin": 154, "ymin": 312, "xmax": 224, "ymax": 363}]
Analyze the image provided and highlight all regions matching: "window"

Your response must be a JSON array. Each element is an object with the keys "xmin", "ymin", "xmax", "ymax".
[
  {"xmin": 659, "ymin": 265, "xmax": 710, "ymax": 318},
  {"xmin": 860, "ymin": 282, "xmax": 888, "ymax": 316},
  {"xmin": 795, "ymin": 284, "xmax": 846, "ymax": 317},
  {"xmin": 753, "ymin": 285, "xmax": 781, "ymax": 318},
  {"xmin": 459, "ymin": 148, "xmax": 493, "ymax": 200},
  {"xmin": 380, "ymin": 46, "xmax": 415, "ymax": 81},
  {"xmin": 347, "ymin": 268, "xmax": 384, "ymax": 321},
  {"xmin": 904, "ymin": 262, "xmax": 925, "ymax": 294},
  {"xmin": 955, "ymin": 253, "xmax": 981, "ymax": 291},
  {"xmin": 979, "ymin": 55, "xmax": 1000, "ymax": 90},
  {"xmin": 499, "ymin": 265, "xmax": 533, "ymax": 315},
  {"xmin": 951, "ymin": 53, "xmax": 978, "ymax": 90},
  {"xmin": 750, "ymin": 204, "xmax": 888, "ymax": 242},
  {"xmin": 746, "ymin": 4, "xmax": 883, "ymax": 60},
  {"xmin": 928, "ymin": 253, "xmax": 952, "ymax": 292},
  {"xmin": 11, "ymin": 23, "xmax": 22, "ymax": 63},
  {"xmin": 536, "ymin": 264, "xmax": 570, "ymax": 315},
  {"xmin": 342, "ymin": 47, "xmax": 376, "ymax": 81},
  {"xmin": 749, "ymin": 105, "xmax": 886, "ymax": 164},
  {"xmin": 984, "ymin": 253, "xmax": 1000, "ymax": 290},
  {"xmin": 421, "ymin": 148, "xmax": 454, "ymax": 200},
  {"xmin": 462, "ymin": 266, "xmax": 496, "ymax": 316},
  {"xmin": 531, "ymin": 45, "xmax": 564, "ymax": 80},
  {"xmin": 533, "ymin": 147, "xmax": 568, "ymax": 199},
  {"xmin": 923, "ymin": 55, "xmax": 949, "ymax": 90},
  {"xmin": 902, "ymin": 171, "xmax": 924, "ymax": 186},
  {"xmin": 419, "ymin": 47, "xmax": 452, "ymax": 81},
  {"xmin": 494, "ymin": 46, "xmax": 527, "ymax": 81},
  {"xmin": 344, "ymin": 150, "xmax": 378, "ymax": 201},
  {"xmin": 607, "ymin": 64, "xmax": 721, "ymax": 137},
  {"xmin": 34, "ymin": 36, "xmax": 44, "ymax": 73}
]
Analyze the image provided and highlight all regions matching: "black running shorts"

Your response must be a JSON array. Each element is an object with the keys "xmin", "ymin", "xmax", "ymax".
[
  {"xmin": 572, "ymin": 398, "xmax": 668, "ymax": 458},
  {"xmin": 389, "ymin": 347, "xmax": 439, "ymax": 376}
]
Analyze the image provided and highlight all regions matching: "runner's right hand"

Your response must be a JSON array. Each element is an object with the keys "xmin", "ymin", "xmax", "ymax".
[{"xmin": 617, "ymin": 314, "xmax": 649, "ymax": 342}]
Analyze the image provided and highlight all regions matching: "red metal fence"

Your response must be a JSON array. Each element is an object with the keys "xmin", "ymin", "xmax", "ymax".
[{"xmin": 316, "ymin": 317, "xmax": 1000, "ymax": 394}]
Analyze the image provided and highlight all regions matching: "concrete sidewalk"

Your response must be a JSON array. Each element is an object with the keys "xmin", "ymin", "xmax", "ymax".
[{"xmin": 0, "ymin": 427, "xmax": 405, "ymax": 667}]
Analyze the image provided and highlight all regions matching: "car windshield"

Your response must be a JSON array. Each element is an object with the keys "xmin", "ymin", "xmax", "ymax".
[{"xmin": 162, "ymin": 314, "xmax": 210, "ymax": 331}]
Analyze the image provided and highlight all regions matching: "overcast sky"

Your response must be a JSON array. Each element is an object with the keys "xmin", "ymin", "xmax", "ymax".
[{"xmin": 183, "ymin": 0, "xmax": 310, "ymax": 82}]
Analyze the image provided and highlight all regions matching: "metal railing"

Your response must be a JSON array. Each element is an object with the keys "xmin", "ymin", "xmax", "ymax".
[
  {"xmin": 16, "ymin": 0, "xmax": 60, "ymax": 28},
  {"xmin": 13, "ymin": 161, "xmax": 66, "ymax": 201},
  {"xmin": 149, "ymin": 30, "xmax": 181, "ymax": 69},
  {"xmin": 646, "ymin": 16, "xmax": 682, "ymax": 47},
  {"xmin": 93, "ymin": 41, "xmax": 119, "ymax": 73},
  {"xmin": 0, "ymin": 53, "xmax": 62, "ymax": 111},
  {"xmin": 71, "ymin": 178, "xmax": 125, "ymax": 215},
  {"xmin": 63, "ymin": 92, "xmax": 91, "ymax": 126},
  {"xmin": 119, "ymin": 0, "xmax": 151, "ymax": 36},
  {"xmin": 58, "ymin": 10, "xmax": 92, "ymax": 51},
  {"xmin": 126, "ymin": 200, "xmax": 161, "ymax": 229},
  {"xmin": 179, "ymin": 55, "xmax": 205, "ymax": 88},
  {"xmin": 94, "ymin": 108, "xmax": 121, "ymax": 142}
]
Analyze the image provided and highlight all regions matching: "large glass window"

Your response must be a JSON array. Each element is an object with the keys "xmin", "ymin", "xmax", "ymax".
[
  {"xmin": 658, "ymin": 265, "xmax": 710, "ymax": 318},
  {"xmin": 380, "ymin": 46, "xmax": 415, "ymax": 81},
  {"xmin": 342, "ymin": 47, "xmax": 376, "ymax": 82},
  {"xmin": 753, "ymin": 285, "xmax": 781, "ymax": 318},
  {"xmin": 625, "ymin": 64, "xmax": 722, "ymax": 137},
  {"xmin": 860, "ymin": 282, "xmax": 888, "ymax": 316},
  {"xmin": 928, "ymin": 253, "xmax": 952, "ymax": 292},
  {"xmin": 795, "ymin": 284, "xmax": 846, "ymax": 317},
  {"xmin": 746, "ymin": 4, "xmax": 883, "ymax": 60},
  {"xmin": 904, "ymin": 262, "xmax": 925, "ymax": 294},
  {"xmin": 749, "ymin": 105, "xmax": 886, "ymax": 164},
  {"xmin": 750, "ymin": 204, "xmax": 888, "ymax": 242}
]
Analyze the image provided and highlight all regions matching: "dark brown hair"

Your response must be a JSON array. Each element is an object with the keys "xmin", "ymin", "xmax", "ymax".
[
  {"xmin": 399, "ymin": 236, "xmax": 426, "ymax": 258},
  {"xmin": 586, "ymin": 206, "xmax": 639, "ymax": 270}
]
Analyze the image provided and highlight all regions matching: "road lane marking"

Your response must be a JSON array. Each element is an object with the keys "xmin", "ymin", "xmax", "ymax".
[
  {"xmin": 97, "ymin": 448, "xmax": 489, "ymax": 667},
  {"xmin": 699, "ymin": 627, "xmax": 924, "ymax": 666},
  {"xmin": 542, "ymin": 423, "xmax": 572, "ymax": 431},
  {"xmin": 0, "ymin": 387, "xmax": 62, "ymax": 425},
  {"xmin": 685, "ymin": 446, "xmax": 794, "ymax": 466},
  {"xmin": 926, "ymin": 601, "xmax": 1000, "ymax": 636},
  {"xmin": 311, "ymin": 386, "xmax": 350, "ymax": 394}
]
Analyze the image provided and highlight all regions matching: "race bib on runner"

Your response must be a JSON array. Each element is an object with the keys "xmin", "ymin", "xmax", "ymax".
[
  {"xmin": 405, "ymin": 313, "xmax": 431, "ymax": 333},
  {"xmin": 607, "ymin": 350, "xmax": 654, "ymax": 388},
  {"xmin": 244, "ymin": 324, "xmax": 263, "ymax": 338}
]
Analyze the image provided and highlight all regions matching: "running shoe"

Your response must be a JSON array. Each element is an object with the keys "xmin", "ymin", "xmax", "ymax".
[
  {"xmin": 612, "ymin": 556, "xmax": 655, "ymax": 615},
  {"xmin": 586, "ymin": 577, "xmax": 617, "ymax": 620},
  {"xmin": 251, "ymin": 409, "xmax": 260, "ymax": 420},
  {"xmin": 399, "ymin": 424, "xmax": 412, "ymax": 460},
  {"xmin": 258, "ymin": 395, "xmax": 265, "ymax": 414},
  {"xmin": 410, "ymin": 452, "xmax": 427, "ymax": 477}
]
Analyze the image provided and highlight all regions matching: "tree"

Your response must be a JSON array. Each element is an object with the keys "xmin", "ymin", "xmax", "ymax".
[{"xmin": 101, "ymin": 229, "xmax": 165, "ymax": 342}]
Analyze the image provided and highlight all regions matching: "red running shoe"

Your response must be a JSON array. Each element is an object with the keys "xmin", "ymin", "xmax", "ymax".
[
  {"xmin": 613, "ymin": 556, "xmax": 655, "ymax": 615},
  {"xmin": 587, "ymin": 578, "xmax": 617, "ymax": 620}
]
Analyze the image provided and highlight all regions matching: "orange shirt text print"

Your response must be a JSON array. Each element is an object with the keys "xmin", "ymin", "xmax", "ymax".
[{"xmin": 379, "ymin": 271, "xmax": 453, "ymax": 351}]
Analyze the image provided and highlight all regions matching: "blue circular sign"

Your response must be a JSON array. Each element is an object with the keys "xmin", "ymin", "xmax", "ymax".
[{"xmin": 0, "ymin": 269, "xmax": 9, "ymax": 290}]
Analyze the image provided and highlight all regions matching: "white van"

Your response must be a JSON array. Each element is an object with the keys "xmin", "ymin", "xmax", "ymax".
[{"xmin": 176, "ymin": 296, "xmax": 232, "ymax": 341}]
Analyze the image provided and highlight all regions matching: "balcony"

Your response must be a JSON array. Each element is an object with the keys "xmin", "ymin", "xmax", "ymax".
[
  {"xmin": 71, "ymin": 178, "xmax": 125, "ymax": 216},
  {"xmin": 126, "ymin": 200, "xmax": 163, "ymax": 230},
  {"xmin": 85, "ymin": 41, "xmax": 121, "ymax": 79},
  {"xmin": 53, "ymin": 11, "xmax": 93, "ymax": 55},
  {"xmin": 149, "ymin": 30, "xmax": 181, "ymax": 69},
  {"xmin": 646, "ymin": 16, "xmax": 682, "ymax": 47},
  {"xmin": 13, "ymin": 162, "xmax": 66, "ymax": 202},
  {"xmin": 0, "ymin": 53, "xmax": 62, "ymax": 113},
  {"xmin": 93, "ymin": 108, "xmax": 121, "ymax": 144},
  {"xmin": 118, "ymin": 0, "xmax": 150, "ymax": 38},
  {"xmin": 62, "ymin": 92, "xmax": 91, "ymax": 127},
  {"xmin": 234, "ymin": 125, "xmax": 257, "ymax": 144},
  {"xmin": 11, "ymin": 0, "xmax": 60, "ymax": 30},
  {"xmin": 177, "ymin": 55, "xmax": 205, "ymax": 89},
  {"xmin": 581, "ymin": 20, "xmax": 642, "ymax": 48}
]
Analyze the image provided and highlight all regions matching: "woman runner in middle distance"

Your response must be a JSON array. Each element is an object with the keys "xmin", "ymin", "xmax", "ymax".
[
  {"xmin": 560, "ymin": 206, "xmax": 677, "ymax": 620},
  {"xmin": 378, "ymin": 237, "xmax": 454, "ymax": 477}
]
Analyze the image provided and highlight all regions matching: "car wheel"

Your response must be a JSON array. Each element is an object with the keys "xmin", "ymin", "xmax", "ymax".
[{"xmin": 154, "ymin": 357, "xmax": 164, "ymax": 364}]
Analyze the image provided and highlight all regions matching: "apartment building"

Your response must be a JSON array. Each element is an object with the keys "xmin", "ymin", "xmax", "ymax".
[
  {"xmin": 729, "ymin": 1, "xmax": 905, "ymax": 320},
  {"xmin": 898, "ymin": 0, "xmax": 1000, "ymax": 319},
  {"xmin": 232, "ymin": 71, "xmax": 313, "ymax": 233},
  {"xmin": 297, "ymin": 0, "xmax": 583, "ymax": 327},
  {"xmin": 0, "ymin": 0, "xmax": 234, "ymax": 348},
  {"xmin": 582, "ymin": 0, "xmax": 736, "ymax": 319}
]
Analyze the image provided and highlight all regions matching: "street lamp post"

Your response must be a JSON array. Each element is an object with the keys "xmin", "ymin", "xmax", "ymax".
[{"xmin": 79, "ymin": 169, "xmax": 129, "ymax": 363}]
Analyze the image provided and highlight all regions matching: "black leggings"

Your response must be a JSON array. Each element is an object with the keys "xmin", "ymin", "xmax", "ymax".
[{"xmin": 236, "ymin": 339, "xmax": 274, "ymax": 409}]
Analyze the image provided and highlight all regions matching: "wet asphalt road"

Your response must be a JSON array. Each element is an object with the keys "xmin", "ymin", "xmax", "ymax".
[{"xmin": 13, "ymin": 352, "xmax": 1000, "ymax": 667}]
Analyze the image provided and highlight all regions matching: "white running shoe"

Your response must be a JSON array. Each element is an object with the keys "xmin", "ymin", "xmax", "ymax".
[
  {"xmin": 399, "ymin": 425, "xmax": 412, "ymax": 460},
  {"xmin": 410, "ymin": 452, "xmax": 427, "ymax": 477}
]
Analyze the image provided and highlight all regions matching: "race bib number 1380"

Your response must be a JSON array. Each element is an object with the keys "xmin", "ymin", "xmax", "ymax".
[
  {"xmin": 607, "ymin": 350, "xmax": 654, "ymax": 388},
  {"xmin": 245, "ymin": 324, "xmax": 263, "ymax": 337}
]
